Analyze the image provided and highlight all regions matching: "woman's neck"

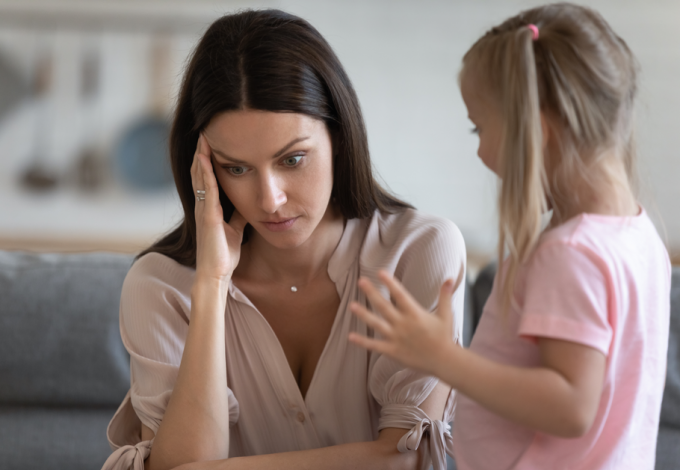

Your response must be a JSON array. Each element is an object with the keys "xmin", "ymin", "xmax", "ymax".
[
  {"xmin": 550, "ymin": 149, "xmax": 639, "ymax": 226},
  {"xmin": 237, "ymin": 206, "xmax": 345, "ymax": 286}
]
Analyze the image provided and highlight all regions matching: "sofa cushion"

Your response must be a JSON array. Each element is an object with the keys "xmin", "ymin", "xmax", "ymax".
[
  {"xmin": 0, "ymin": 251, "xmax": 133, "ymax": 406},
  {"xmin": 655, "ymin": 424, "xmax": 680, "ymax": 470},
  {"xmin": 0, "ymin": 405, "xmax": 116, "ymax": 470},
  {"xmin": 659, "ymin": 267, "xmax": 680, "ymax": 428},
  {"xmin": 461, "ymin": 279, "xmax": 475, "ymax": 347}
]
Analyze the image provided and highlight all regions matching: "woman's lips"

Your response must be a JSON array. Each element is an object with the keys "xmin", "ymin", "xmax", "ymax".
[{"xmin": 261, "ymin": 217, "xmax": 298, "ymax": 232}]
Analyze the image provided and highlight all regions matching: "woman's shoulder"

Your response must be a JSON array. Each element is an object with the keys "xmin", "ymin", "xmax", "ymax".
[
  {"xmin": 122, "ymin": 252, "xmax": 195, "ymax": 307},
  {"xmin": 126, "ymin": 252, "xmax": 194, "ymax": 284},
  {"xmin": 366, "ymin": 208, "xmax": 465, "ymax": 254},
  {"xmin": 358, "ymin": 208, "xmax": 466, "ymax": 278}
]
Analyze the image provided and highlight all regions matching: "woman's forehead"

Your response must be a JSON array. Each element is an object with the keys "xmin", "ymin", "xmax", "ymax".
[{"xmin": 204, "ymin": 110, "xmax": 329, "ymax": 161}]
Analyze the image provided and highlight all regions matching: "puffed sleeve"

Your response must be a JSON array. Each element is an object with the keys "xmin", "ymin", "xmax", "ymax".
[
  {"xmin": 102, "ymin": 253, "xmax": 239, "ymax": 470},
  {"xmin": 361, "ymin": 210, "xmax": 466, "ymax": 470}
]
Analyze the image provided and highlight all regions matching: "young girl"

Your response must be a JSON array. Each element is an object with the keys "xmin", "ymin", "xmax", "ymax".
[{"xmin": 349, "ymin": 3, "xmax": 671, "ymax": 469}]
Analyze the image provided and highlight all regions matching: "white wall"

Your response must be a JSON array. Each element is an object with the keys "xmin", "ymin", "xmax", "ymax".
[
  {"xmin": 281, "ymin": 0, "xmax": 680, "ymax": 255},
  {"xmin": 0, "ymin": 0, "xmax": 677, "ymax": 257}
]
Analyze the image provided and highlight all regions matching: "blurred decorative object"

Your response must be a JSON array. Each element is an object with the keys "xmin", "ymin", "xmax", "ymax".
[
  {"xmin": 114, "ymin": 117, "xmax": 171, "ymax": 189},
  {"xmin": 74, "ymin": 44, "xmax": 107, "ymax": 191},
  {"xmin": 0, "ymin": 49, "xmax": 27, "ymax": 121},
  {"xmin": 76, "ymin": 148, "xmax": 107, "ymax": 191},
  {"xmin": 113, "ymin": 34, "xmax": 173, "ymax": 190},
  {"xmin": 21, "ymin": 48, "xmax": 58, "ymax": 191}
]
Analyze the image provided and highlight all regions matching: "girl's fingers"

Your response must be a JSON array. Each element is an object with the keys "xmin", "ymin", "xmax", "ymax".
[
  {"xmin": 436, "ymin": 264, "xmax": 465, "ymax": 322},
  {"xmin": 436, "ymin": 279, "xmax": 455, "ymax": 322},
  {"xmin": 347, "ymin": 332, "xmax": 391, "ymax": 355},
  {"xmin": 357, "ymin": 277, "xmax": 400, "ymax": 323},
  {"xmin": 452, "ymin": 263, "xmax": 465, "ymax": 292},
  {"xmin": 350, "ymin": 302, "xmax": 393, "ymax": 337},
  {"xmin": 377, "ymin": 270, "xmax": 422, "ymax": 314}
]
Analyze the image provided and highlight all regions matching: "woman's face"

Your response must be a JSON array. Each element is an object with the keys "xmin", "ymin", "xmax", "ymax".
[
  {"xmin": 203, "ymin": 110, "xmax": 335, "ymax": 250},
  {"xmin": 460, "ymin": 70, "xmax": 503, "ymax": 176}
]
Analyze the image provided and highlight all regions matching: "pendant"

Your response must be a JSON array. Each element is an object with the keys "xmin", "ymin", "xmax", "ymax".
[{"xmin": 291, "ymin": 286, "xmax": 298, "ymax": 292}]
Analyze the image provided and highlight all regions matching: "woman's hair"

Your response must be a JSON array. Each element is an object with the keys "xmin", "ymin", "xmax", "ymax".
[
  {"xmin": 461, "ymin": 2, "xmax": 639, "ymax": 312},
  {"xmin": 140, "ymin": 9, "xmax": 410, "ymax": 266}
]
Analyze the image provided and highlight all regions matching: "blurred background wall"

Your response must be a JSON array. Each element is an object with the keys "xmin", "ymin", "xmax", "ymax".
[{"xmin": 0, "ymin": 0, "xmax": 677, "ymax": 266}]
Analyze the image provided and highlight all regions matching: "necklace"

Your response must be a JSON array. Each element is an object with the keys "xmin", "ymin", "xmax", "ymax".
[{"xmin": 291, "ymin": 286, "xmax": 298, "ymax": 293}]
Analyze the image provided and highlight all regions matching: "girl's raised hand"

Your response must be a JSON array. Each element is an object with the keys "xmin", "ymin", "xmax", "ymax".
[
  {"xmin": 191, "ymin": 134, "xmax": 247, "ymax": 286},
  {"xmin": 348, "ymin": 268, "xmax": 464, "ymax": 375}
]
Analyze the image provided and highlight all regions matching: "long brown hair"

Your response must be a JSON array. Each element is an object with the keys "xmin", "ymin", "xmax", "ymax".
[
  {"xmin": 461, "ymin": 3, "xmax": 639, "ymax": 312},
  {"xmin": 140, "ymin": 9, "xmax": 410, "ymax": 266}
]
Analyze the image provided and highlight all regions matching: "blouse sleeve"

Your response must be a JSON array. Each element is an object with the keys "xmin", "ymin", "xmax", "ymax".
[
  {"xmin": 103, "ymin": 253, "xmax": 239, "ymax": 470},
  {"xmin": 362, "ymin": 211, "xmax": 466, "ymax": 470}
]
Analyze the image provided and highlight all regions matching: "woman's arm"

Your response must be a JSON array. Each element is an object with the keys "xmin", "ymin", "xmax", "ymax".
[
  {"xmin": 171, "ymin": 382, "xmax": 450, "ymax": 470},
  {"xmin": 349, "ymin": 271, "xmax": 606, "ymax": 439},
  {"xmin": 174, "ymin": 428, "xmax": 416, "ymax": 470},
  {"xmin": 144, "ymin": 280, "xmax": 230, "ymax": 470},
  {"xmin": 145, "ymin": 136, "xmax": 246, "ymax": 470}
]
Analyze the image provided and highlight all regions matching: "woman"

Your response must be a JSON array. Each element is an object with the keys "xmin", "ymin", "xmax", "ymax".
[{"xmin": 103, "ymin": 9, "xmax": 466, "ymax": 470}]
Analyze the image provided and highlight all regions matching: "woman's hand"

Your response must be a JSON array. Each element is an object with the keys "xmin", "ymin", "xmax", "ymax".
[
  {"xmin": 348, "ymin": 268, "xmax": 464, "ymax": 376},
  {"xmin": 191, "ymin": 134, "xmax": 247, "ymax": 285}
]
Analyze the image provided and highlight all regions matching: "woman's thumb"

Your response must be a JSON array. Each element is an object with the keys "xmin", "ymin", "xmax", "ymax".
[{"xmin": 227, "ymin": 210, "xmax": 248, "ymax": 235}]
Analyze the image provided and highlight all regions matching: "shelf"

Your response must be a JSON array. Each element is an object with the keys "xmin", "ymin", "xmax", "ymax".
[{"xmin": 0, "ymin": 0, "xmax": 280, "ymax": 33}]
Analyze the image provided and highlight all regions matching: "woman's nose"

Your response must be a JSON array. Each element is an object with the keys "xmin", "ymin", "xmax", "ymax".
[{"xmin": 259, "ymin": 174, "xmax": 287, "ymax": 214}]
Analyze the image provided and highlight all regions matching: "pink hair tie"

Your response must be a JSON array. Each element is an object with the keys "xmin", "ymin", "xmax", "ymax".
[{"xmin": 527, "ymin": 24, "xmax": 539, "ymax": 41}]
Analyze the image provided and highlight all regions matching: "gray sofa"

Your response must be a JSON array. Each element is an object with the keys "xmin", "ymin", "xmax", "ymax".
[
  {"xmin": 0, "ymin": 251, "xmax": 133, "ymax": 469},
  {"xmin": 0, "ymin": 250, "xmax": 678, "ymax": 469}
]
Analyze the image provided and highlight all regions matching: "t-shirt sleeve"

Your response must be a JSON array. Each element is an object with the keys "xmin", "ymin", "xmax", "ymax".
[
  {"xmin": 365, "ymin": 212, "xmax": 465, "ymax": 470},
  {"xmin": 518, "ymin": 242, "xmax": 612, "ymax": 355}
]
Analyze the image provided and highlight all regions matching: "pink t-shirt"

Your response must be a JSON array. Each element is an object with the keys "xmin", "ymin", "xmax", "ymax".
[{"xmin": 453, "ymin": 208, "xmax": 671, "ymax": 470}]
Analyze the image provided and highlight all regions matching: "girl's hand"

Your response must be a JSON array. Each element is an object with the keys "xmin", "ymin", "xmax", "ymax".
[
  {"xmin": 348, "ymin": 268, "xmax": 464, "ymax": 375},
  {"xmin": 191, "ymin": 134, "xmax": 247, "ymax": 286}
]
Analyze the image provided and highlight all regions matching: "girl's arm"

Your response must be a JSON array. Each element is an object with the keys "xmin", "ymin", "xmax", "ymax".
[
  {"xmin": 349, "ymin": 271, "xmax": 606, "ymax": 439},
  {"xmin": 435, "ymin": 336, "xmax": 605, "ymax": 438}
]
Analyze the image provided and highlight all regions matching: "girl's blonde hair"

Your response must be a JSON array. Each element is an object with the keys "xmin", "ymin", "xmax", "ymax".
[{"xmin": 461, "ymin": 3, "xmax": 639, "ymax": 313}]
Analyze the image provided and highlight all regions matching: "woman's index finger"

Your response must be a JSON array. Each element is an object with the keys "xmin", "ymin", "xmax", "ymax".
[{"xmin": 198, "ymin": 132, "xmax": 212, "ymax": 157}]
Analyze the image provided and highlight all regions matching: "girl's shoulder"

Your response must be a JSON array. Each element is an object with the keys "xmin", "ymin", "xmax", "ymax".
[{"xmin": 531, "ymin": 208, "xmax": 669, "ymax": 279}]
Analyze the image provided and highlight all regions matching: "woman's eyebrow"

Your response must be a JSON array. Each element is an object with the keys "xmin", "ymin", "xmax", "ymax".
[
  {"xmin": 272, "ymin": 136, "xmax": 310, "ymax": 159},
  {"xmin": 211, "ymin": 136, "xmax": 311, "ymax": 164}
]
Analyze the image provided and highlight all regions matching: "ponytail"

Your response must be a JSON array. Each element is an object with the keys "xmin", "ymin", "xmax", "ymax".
[
  {"xmin": 462, "ymin": 3, "xmax": 639, "ymax": 314},
  {"xmin": 497, "ymin": 26, "xmax": 547, "ymax": 313}
]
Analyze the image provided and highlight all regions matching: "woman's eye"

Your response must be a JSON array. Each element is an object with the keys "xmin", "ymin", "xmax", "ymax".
[
  {"xmin": 227, "ymin": 166, "xmax": 247, "ymax": 176},
  {"xmin": 283, "ymin": 156, "xmax": 302, "ymax": 167},
  {"xmin": 470, "ymin": 127, "xmax": 480, "ymax": 135}
]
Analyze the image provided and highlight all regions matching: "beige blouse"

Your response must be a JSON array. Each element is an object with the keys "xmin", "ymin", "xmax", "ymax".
[{"xmin": 103, "ymin": 209, "xmax": 466, "ymax": 470}]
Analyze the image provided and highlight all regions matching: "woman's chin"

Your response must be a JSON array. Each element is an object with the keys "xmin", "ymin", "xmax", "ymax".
[{"xmin": 251, "ymin": 224, "xmax": 314, "ymax": 250}]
